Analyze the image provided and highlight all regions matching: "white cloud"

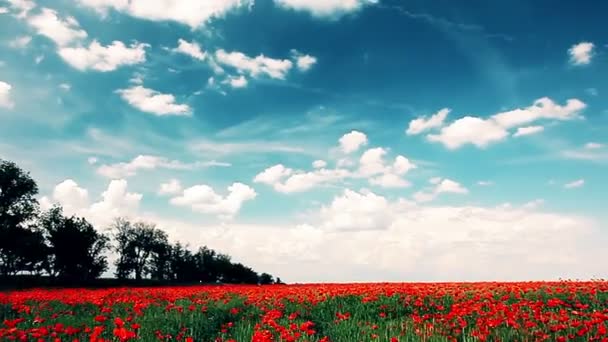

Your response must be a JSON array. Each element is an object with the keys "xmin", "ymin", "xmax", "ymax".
[
  {"xmin": 290, "ymin": 49, "xmax": 317, "ymax": 71},
  {"xmin": 77, "ymin": 0, "xmax": 253, "ymax": 28},
  {"xmin": 117, "ymin": 85, "xmax": 191, "ymax": 116},
  {"xmin": 586, "ymin": 88, "xmax": 598, "ymax": 96},
  {"xmin": 255, "ymin": 165, "xmax": 351, "ymax": 193},
  {"xmin": 513, "ymin": 125, "xmax": 544, "ymax": 137},
  {"xmin": 0, "ymin": 81, "xmax": 14, "ymax": 109},
  {"xmin": 523, "ymin": 199, "xmax": 544, "ymax": 210},
  {"xmin": 312, "ymin": 159, "xmax": 327, "ymax": 168},
  {"xmin": 8, "ymin": 35, "xmax": 32, "ymax": 49},
  {"xmin": 35, "ymin": 55, "xmax": 44, "ymax": 64},
  {"xmin": 215, "ymin": 49, "xmax": 293, "ymax": 80},
  {"xmin": 7, "ymin": 0, "xmax": 35, "ymax": 18},
  {"xmin": 223, "ymin": 75, "xmax": 248, "ymax": 88},
  {"xmin": 158, "ymin": 179, "xmax": 182, "ymax": 195},
  {"xmin": 564, "ymin": 179, "xmax": 585, "ymax": 189},
  {"xmin": 97, "ymin": 155, "xmax": 229, "ymax": 178},
  {"xmin": 406, "ymin": 108, "xmax": 450, "ymax": 135},
  {"xmin": 27, "ymin": 8, "xmax": 88, "ymax": 46},
  {"xmin": 427, "ymin": 98, "xmax": 586, "ymax": 149},
  {"xmin": 339, "ymin": 130, "xmax": 367, "ymax": 154},
  {"xmin": 274, "ymin": 0, "xmax": 374, "ymax": 17},
  {"xmin": 427, "ymin": 116, "xmax": 508, "ymax": 149},
  {"xmin": 585, "ymin": 142, "xmax": 603, "ymax": 149},
  {"xmin": 58, "ymin": 40, "xmax": 147, "ymax": 71},
  {"xmin": 87, "ymin": 157, "xmax": 98, "ymax": 164},
  {"xmin": 492, "ymin": 97, "xmax": 585, "ymax": 129},
  {"xmin": 59, "ymin": 83, "xmax": 71, "ymax": 91},
  {"xmin": 173, "ymin": 38, "xmax": 206, "ymax": 61},
  {"xmin": 40, "ymin": 179, "xmax": 142, "ymax": 228},
  {"xmin": 477, "ymin": 180, "xmax": 493, "ymax": 186},
  {"xmin": 569, "ymin": 42, "xmax": 594, "ymax": 65},
  {"xmin": 319, "ymin": 189, "xmax": 392, "ymax": 231},
  {"xmin": 170, "ymin": 182, "xmax": 256, "ymax": 219},
  {"xmin": 0, "ymin": 7, "xmax": 7, "ymax": 14},
  {"xmin": 413, "ymin": 178, "xmax": 468, "ymax": 202}
]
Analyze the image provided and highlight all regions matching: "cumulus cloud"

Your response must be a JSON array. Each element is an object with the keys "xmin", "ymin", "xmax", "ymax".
[
  {"xmin": 254, "ymin": 164, "xmax": 351, "ymax": 193},
  {"xmin": 312, "ymin": 160, "xmax": 327, "ymax": 168},
  {"xmin": 158, "ymin": 179, "xmax": 182, "ymax": 195},
  {"xmin": 426, "ymin": 97, "xmax": 586, "ymax": 149},
  {"xmin": 513, "ymin": 125, "xmax": 544, "ymax": 137},
  {"xmin": 161, "ymin": 189, "xmax": 606, "ymax": 282},
  {"xmin": 290, "ymin": 49, "xmax": 317, "ymax": 71},
  {"xmin": 27, "ymin": 8, "xmax": 87, "ymax": 46},
  {"xmin": 8, "ymin": 35, "xmax": 32, "ymax": 49},
  {"xmin": 77, "ymin": 0, "xmax": 253, "ymax": 28},
  {"xmin": 339, "ymin": 130, "xmax": 368, "ymax": 154},
  {"xmin": 568, "ymin": 42, "xmax": 594, "ymax": 65},
  {"xmin": 215, "ymin": 49, "xmax": 293, "ymax": 80},
  {"xmin": 97, "ymin": 155, "xmax": 230, "ymax": 178},
  {"xmin": 564, "ymin": 179, "xmax": 585, "ymax": 189},
  {"xmin": 223, "ymin": 75, "xmax": 248, "ymax": 88},
  {"xmin": 274, "ymin": 0, "xmax": 375, "ymax": 17},
  {"xmin": 0, "ymin": 81, "xmax": 14, "ymax": 109},
  {"xmin": 172, "ymin": 38, "xmax": 206, "ymax": 60},
  {"xmin": 406, "ymin": 108, "xmax": 449, "ymax": 135},
  {"xmin": 170, "ymin": 182, "xmax": 256, "ymax": 219},
  {"xmin": 40, "ymin": 179, "xmax": 142, "ymax": 228},
  {"xmin": 117, "ymin": 85, "xmax": 191, "ymax": 116},
  {"xmin": 413, "ymin": 178, "xmax": 468, "ymax": 202},
  {"xmin": 58, "ymin": 40, "xmax": 147, "ymax": 71}
]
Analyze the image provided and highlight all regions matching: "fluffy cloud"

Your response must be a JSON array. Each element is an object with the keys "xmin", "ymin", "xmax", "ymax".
[
  {"xmin": 413, "ymin": 178, "xmax": 468, "ymax": 202},
  {"xmin": 513, "ymin": 125, "xmax": 544, "ymax": 137},
  {"xmin": 564, "ymin": 179, "xmax": 585, "ymax": 189},
  {"xmin": 427, "ymin": 116, "xmax": 508, "ymax": 149},
  {"xmin": 158, "ymin": 179, "xmax": 182, "ymax": 195},
  {"xmin": 77, "ymin": 0, "xmax": 253, "ymax": 28},
  {"xmin": 254, "ymin": 164, "xmax": 351, "ymax": 193},
  {"xmin": 406, "ymin": 108, "xmax": 449, "ymax": 135},
  {"xmin": 40, "ymin": 179, "xmax": 142, "ymax": 228},
  {"xmin": 358, "ymin": 149, "xmax": 415, "ymax": 188},
  {"xmin": 290, "ymin": 49, "xmax": 317, "ymax": 71},
  {"xmin": 339, "ymin": 130, "xmax": 368, "ymax": 154},
  {"xmin": 58, "ymin": 40, "xmax": 147, "ymax": 71},
  {"xmin": 117, "ymin": 85, "xmax": 191, "ymax": 116},
  {"xmin": 312, "ymin": 160, "xmax": 327, "ymax": 168},
  {"xmin": 568, "ymin": 42, "xmax": 594, "ymax": 65},
  {"xmin": 0, "ymin": 81, "xmax": 14, "ymax": 109},
  {"xmin": 8, "ymin": 35, "xmax": 32, "ymax": 49},
  {"xmin": 223, "ymin": 75, "xmax": 248, "ymax": 88},
  {"xmin": 27, "ymin": 8, "xmax": 87, "ymax": 46},
  {"xmin": 97, "ymin": 155, "xmax": 230, "ymax": 178},
  {"xmin": 274, "ymin": 0, "xmax": 375, "ymax": 17},
  {"xmin": 215, "ymin": 49, "xmax": 293, "ymax": 80},
  {"xmin": 426, "ymin": 98, "xmax": 586, "ymax": 149},
  {"xmin": 170, "ymin": 182, "xmax": 256, "ymax": 219},
  {"xmin": 165, "ymin": 189, "xmax": 606, "ymax": 282},
  {"xmin": 6, "ymin": 0, "xmax": 35, "ymax": 18},
  {"xmin": 173, "ymin": 38, "xmax": 206, "ymax": 61}
]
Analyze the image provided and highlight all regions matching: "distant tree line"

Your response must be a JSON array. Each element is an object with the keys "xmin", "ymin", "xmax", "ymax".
[{"xmin": 0, "ymin": 159, "xmax": 282, "ymax": 285}]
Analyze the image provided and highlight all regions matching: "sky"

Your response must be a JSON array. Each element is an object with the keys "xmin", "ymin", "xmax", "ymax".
[{"xmin": 1, "ymin": 0, "xmax": 607, "ymax": 283}]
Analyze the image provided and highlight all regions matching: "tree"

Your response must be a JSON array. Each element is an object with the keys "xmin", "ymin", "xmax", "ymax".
[
  {"xmin": 0, "ymin": 159, "xmax": 40, "ymax": 276},
  {"xmin": 111, "ymin": 218, "xmax": 168, "ymax": 280},
  {"xmin": 40, "ymin": 206, "xmax": 109, "ymax": 280},
  {"xmin": 259, "ymin": 273, "xmax": 274, "ymax": 285}
]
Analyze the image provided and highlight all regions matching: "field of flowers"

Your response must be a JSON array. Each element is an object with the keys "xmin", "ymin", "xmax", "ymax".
[{"xmin": 1, "ymin": 281, "xmax": 608, "ymax": 341}]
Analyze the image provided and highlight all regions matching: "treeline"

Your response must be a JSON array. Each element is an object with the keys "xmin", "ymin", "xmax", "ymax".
[{"xmin": 0, "ymin": 159, "xmax": 282, "ymax": 285}]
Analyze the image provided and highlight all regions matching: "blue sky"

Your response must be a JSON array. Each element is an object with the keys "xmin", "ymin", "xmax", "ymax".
[{"xmin": 1, "ymin": 0, "xmax": 607, "ymax": 282}]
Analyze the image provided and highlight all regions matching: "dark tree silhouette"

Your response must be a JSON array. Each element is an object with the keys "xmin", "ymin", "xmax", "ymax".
[
  {"xmin": 0, "ymin": 159, "xmax": 42, "ymax": 276},
  {"xmin": 259, "ymin": 273, "xmax": 275, "ymax": 285},
  {"xmin": 40, "ymin": 206, "xmax": 110, "ymax": 280},
  {"xmin": 111, "ymin": 218, "xmax": 168, "ymax": 280}
]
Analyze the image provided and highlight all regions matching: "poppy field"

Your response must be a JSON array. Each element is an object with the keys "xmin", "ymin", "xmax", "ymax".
[{"xmin": 1, "ymin": 281, "xmax": 608, "ymax": 341}]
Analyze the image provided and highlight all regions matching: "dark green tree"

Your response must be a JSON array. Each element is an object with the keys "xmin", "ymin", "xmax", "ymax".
[
  {"xmin": 111, "ymin": 218, "xmax": 168, "ymax": 280},
  {"xmin": 40, "ymin": 206, "xmax": 109, "ymax": 280},
  {"xmin": 259, "ymin": 273, "xmax": 274, "ymax": 285},
  {"xmin": 0, "ymin": 159, "xmax": 42, "ymax": 276}
]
